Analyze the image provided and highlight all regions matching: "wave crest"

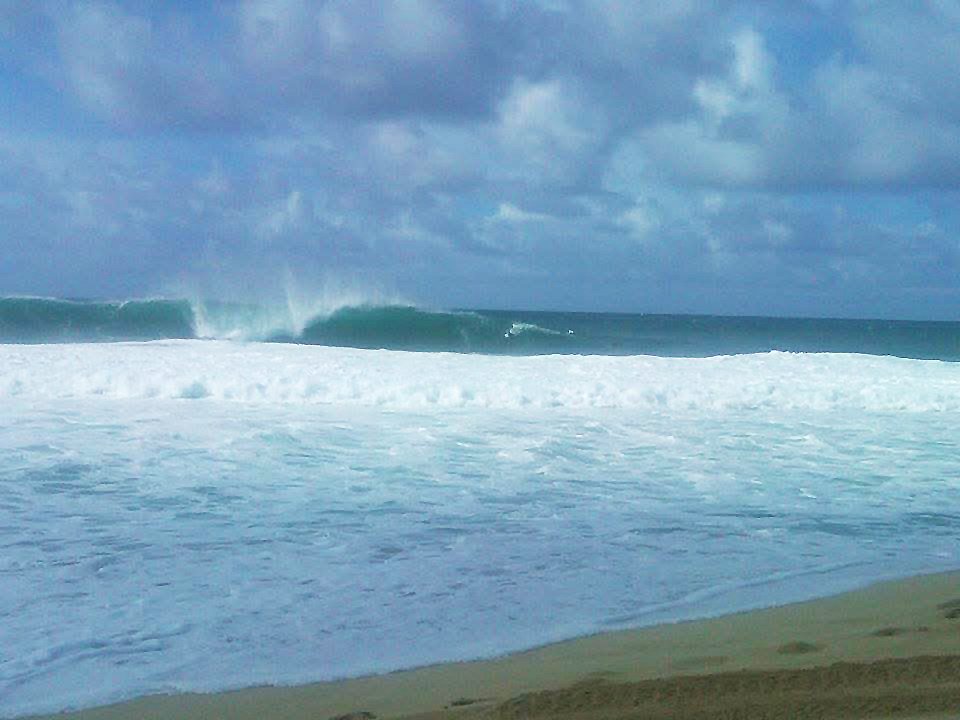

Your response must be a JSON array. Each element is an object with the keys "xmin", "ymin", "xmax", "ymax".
[{"xmin": 0, "ymin": 297, "xmax": 570, "ymax": 353}]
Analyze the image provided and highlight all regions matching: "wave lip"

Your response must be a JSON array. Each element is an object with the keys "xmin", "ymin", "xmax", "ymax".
[
  {"xmin": 5, "ymin": 297, "xmax": 960, "ymax": 360},
  {"xmin": 0, "ymin": 297, "xmax": 575, "ymax": 354}
]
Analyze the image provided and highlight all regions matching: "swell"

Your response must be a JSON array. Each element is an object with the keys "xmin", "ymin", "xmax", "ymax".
[
  {"xmin": 0, "ymin": 297, "xmax": 195, "ymax": 343},
  {"xmin": 2, "ymin": 297, "xmax": 960, "ymax": 360},
  {"xmin": 0, "ymin": 297, "xmax": 572, "ymax": 353},
  {"xmin": 291, "ymin": 305, "xmax": 570, "ymax": 352}
]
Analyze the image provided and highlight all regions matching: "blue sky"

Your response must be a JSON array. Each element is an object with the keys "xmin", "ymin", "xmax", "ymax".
[{"xmin": 1, "ymin": 1, "xmax": 959, "ymax": 319}]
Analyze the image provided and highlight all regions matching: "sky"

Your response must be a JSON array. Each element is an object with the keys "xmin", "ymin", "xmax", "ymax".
[{"xmin": 1, "ymin": 1, "xmax": 959, "ymax": 319}]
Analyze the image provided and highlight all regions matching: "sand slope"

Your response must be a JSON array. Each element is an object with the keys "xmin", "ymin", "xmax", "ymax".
[
  {"xmin": 25, "ymin": 572, "xmax": 960, "ymax": 720},
  {"xmin": 487, "ymin": 656, "xmax": 960, "ymax": 719}
]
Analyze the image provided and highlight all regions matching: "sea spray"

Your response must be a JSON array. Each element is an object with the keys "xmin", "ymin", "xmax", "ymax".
[
  {"xmin": 0, "ymin": 297, "xmax": 574, "ymax": 352},
  {"xmin": 2, "ymin": 298, "xmax": 960, "ymax": 358}
]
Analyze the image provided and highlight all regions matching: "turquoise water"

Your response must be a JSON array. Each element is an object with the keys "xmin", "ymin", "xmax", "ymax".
[
  {"xmin": 2, "ymin": 297, "xmax": 959, "ymax": 717},
  {"xmin": 1, "ymin": 297, "xmax": 959, "ymax": 359}
]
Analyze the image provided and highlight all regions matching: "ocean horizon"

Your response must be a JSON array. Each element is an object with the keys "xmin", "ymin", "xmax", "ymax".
[
  {"xmin": 6, "ymin": 3, "xmax": 960, "ymax": 717},
  {"xmin": 2, "ymin": 295, "xmax": 960, "ymax": 360}
]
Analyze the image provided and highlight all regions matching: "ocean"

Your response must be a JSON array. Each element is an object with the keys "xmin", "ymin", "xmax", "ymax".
[{"xmin": 2, "ymin": 297, "xmax": 959, "ymax": 717}]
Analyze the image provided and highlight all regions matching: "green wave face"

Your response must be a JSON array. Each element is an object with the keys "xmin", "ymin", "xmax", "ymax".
[
  {"xmin": 299, "ymin": 306, "xmax": 490, "ymax": 351},
  {"xmin": 295, "ymin": 305, "xmax": 573, "ymax": 352},
  {"xmin": 0, "ymin": 298, "xmax": 195, "ymax": 343},
  {"xmin": 5, "ymin": 297, "xmax": 958, "ymax": 358},
  {"xmin": 0, "ymin": 298, "xmax": 573, "ymax": 353}
]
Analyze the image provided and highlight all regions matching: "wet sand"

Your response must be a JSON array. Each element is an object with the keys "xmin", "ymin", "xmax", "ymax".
[{"xmin": 28, "ymin": 571, "xmax": 960, "ymax": 720}]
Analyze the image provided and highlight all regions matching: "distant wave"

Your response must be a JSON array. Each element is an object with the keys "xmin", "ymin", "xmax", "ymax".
[
  {"xmin": 0, "ymin": 297, "xmax": 572, "ymax": 353},
  {"xmin": 0, "ymin": 297, "xmax": 195, "ymax": 343},
  {"xmin": 4, "ymin": 296, "xmax": 960, "ymax": 360}
]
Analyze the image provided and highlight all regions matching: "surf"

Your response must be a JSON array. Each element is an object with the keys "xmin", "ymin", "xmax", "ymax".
[
  {"xmin": 0, "ymin": 296, "xmax": 572, "ymax": 353},
  {"xmin": 2, "ymin": 296, "xmax": 960, "ymax": 360}
]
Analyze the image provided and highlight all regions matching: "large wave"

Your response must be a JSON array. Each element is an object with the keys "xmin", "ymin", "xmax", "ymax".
[
  {"xmin": 293, "ymin": 305, "xmax": 568, "ymax": 352},
  {"xmin": 0, "ymin": 297, "xmax": 195, "ymax": 343},
  {"xmin": 0, "ymin": 297, "xmax": 572, "ymax": 353},
  {"xmin": 3, "ymin": 296, "xmax": 960, "ymax": 359}
]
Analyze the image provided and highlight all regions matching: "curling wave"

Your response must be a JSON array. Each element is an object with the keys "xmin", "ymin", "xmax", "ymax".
[
  {"xmin": 0, "ymin": 297, "xmax": 572, "ymax": 353},
  {"xmin": 292, "ymin": 305, "xmax": 568, "ymax": 352},
  {"xmin": 3, "ymin": 296, "xmax": 960, "ymax": 359}
]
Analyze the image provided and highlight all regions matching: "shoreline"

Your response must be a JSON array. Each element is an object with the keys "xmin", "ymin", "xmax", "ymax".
[{"xmin": 22, "ymin": 569, "xmax": 960, "ymax": 720}]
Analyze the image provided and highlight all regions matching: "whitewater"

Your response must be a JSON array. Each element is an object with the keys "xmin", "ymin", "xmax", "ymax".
[{"xmin": 2, "ymin": 318, "xmax": 960, "ymax": 716}]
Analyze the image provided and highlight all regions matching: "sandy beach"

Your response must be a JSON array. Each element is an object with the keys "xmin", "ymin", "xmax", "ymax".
[{"xmin": 26, "ymin": 570, "xmax": 960, "ymax": 720}]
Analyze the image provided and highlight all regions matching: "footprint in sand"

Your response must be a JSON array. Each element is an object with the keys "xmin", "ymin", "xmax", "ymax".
[
  {"xmin": 582, "ymin": 671, "xmax": 618, "ymax": 682},
  {"xmin": 872, "ymin": 627, "xmax": 907, "ymax": 637},
  {"xmin": 938, "ymin": 599, "xmax": 960, "ymax": 620},
  {"xmin": 448, "ymin": 697, "xmax": 485, "ymax": 707},
  {"xmin": 870, "ymin": 626, "xmax": 930, "ymax": 637},
  {"xmin": 777, "ymin": 641, "xmax": 822, "ymax": 655},
  {"xmin": 669, "ymin": 655, "xmax": 729, "ymax": 670}
]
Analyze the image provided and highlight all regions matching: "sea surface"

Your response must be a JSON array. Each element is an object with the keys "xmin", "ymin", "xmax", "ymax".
[{"xmin": 2, "ymin": 297, "xmax": 959, "ymax": 717}]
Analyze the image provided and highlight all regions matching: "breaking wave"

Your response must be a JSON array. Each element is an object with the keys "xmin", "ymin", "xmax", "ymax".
[
  {"xmin": 0, "ymin": 297, "xmax": 571, "ymax": 353},
  {"xmin": 3, "ymin": 296, "xmax": 960, "ymax": 359}
]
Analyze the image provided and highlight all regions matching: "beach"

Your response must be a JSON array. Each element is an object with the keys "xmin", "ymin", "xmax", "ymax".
[
  {"xmin": 26, "ymin": 570, "xmax": 960, "ymax": 720},
  {"xmin": 6, "ymin": 0, "xmax": 960, "ymax": 716}
]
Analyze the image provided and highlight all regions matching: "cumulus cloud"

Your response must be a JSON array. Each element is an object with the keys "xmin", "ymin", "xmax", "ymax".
[
  {"xmin": 636, "ymin": 5, "xmax": 960, "ymax": 189},
  {"xmin": 496, "ymin": 77, "xmax": 608, "ymax": 184},
  {"xmin": 49, "ymin": 3, "xmax": 242, "ymax": 129},
  {"xmin": 1, "ymin": 1, "xmax": 959, "ymax": 316}
]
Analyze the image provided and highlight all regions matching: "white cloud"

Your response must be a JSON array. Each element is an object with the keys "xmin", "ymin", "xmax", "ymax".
[
  {"xmin": 51, "ymin": 2, "xmax": 239, "ymax": 128},
  {"xmin": 57, "ymin": 3, "xmax": 152, "ymax": 117},
  {"xmin": 762, "ymin": 218, "xmax": 792, "ymax": 246},
  {"xmin": 196, "ymin": 162, "xmax": 231, "ymax": 198},
  {"xmin": 583, "ymin": 0, "xmax": 706, "ymax": 59},
  {"xmin": 259, "ymin": 190, "xmax": 308, "ymax": 238},
  {"xmin": 702, "ymin": 192, "xmax": 725, "ymax": 213},
  {"xmin": 629, "ymin": 14, "xmax": 960, "ymax": 189},
  {"xmin": 380, "ymin": 0, "xmax": 464, "ymax": 59},
  {"xmin": 494, "ymin": 203, "xmax": 550, "ymax": 223},
  {"xmin": 627, "ymin": 27, "xmax": 788, "ymax": 187},
  {"xmin": 617, "ymin": 200, "xmax": 661, "ymax": 239},
  {"xmin": 4, "ymin": 1, "xmax": 960, "ymax": 315},
  {"xmin": 497, "ymin": 78, "xmax": 606, "ymax": 182},
  {"xmin": 731, "ymin": 28, "xmax": 770, "ymax": 93},
  {"xmin": 642, "ymin": 121, "xmax": 764, "ymax": 186}
]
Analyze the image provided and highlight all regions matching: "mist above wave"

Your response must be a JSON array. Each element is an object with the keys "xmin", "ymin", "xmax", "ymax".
[
  {"xmin": 4, "ymin": 296, "xmax": 960, "ymax": 360},
  {"xmin": 0, "ymin": 296, "xmax": 571, "ymax": 353}
]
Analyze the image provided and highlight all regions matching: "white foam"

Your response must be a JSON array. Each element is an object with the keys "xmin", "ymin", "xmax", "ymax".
[
  {"xmin": 1, "ymin": 341, "xmax": 959, "ymax": 412},
  {"xmin": 1, "ymin": 341, "xmax": 959, "ymax": 717}
]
